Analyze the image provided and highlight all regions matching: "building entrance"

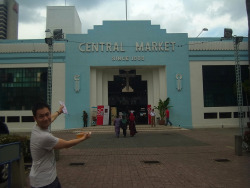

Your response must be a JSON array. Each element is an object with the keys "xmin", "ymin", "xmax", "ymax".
[{"xmin": 108, "ymin": 70, "xmax": 148, "ymax": 124}]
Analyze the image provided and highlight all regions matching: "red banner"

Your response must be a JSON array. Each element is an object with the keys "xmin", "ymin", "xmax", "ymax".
[
  {"xmin": 96, "ymin": 105, "xmax": 104, "ymax": 125},
  {"xmin": 147, "ymin": 105, "xmax": 151, "ymax": 125}
]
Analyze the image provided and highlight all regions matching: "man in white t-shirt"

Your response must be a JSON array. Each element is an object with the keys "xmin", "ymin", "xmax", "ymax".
[{"xmin": 29, "ymin": 102, "xmax": 91, "ymax": 188}]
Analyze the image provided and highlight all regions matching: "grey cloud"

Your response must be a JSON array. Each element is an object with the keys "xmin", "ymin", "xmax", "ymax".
[
  {"xmin": 18, "ymin": 0, "xmax": 113, "ymax": 24},
  {"xmin": 182, "ymin": 0, "xmax": 247, "ymax": 21}
]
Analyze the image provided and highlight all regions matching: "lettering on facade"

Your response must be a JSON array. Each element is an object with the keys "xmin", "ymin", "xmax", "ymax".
[
  {"xmin": 79, "ymin": 42, "xmax": 125, "ymax": 52},
  {"xmin": 112, "ymin": 56, "xmax": 144, "ymax": 61},
  {"xmin": 135, "ymin": 42, "xmax": 175, "ymax": 52},
  {"xmin": 78, "ymin": 41, "xmax": 176, "ymax": 62},
  {"xmin": 79, "ymin": 41, "xmax": 175, "ymax": 53}
]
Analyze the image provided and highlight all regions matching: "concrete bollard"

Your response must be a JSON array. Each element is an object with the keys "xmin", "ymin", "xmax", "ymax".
[{"xmin": 235, "ymin": 135, "xmax": 242, "ymax": 156}]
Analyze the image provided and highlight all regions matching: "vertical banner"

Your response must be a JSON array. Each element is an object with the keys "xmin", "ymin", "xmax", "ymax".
[
  {"xmin": 103, "ymin": 106, "xmax": 110, "ymax": 125},
  {"xmin": 111, "ymin": 107, "xmax": 117, "ymax": 125},
  {"xmin": 96, "ymin": 105, "xmax": 104, "ymax": 125},
  {"xmin": 91, "ymin": 107, "xmax": 97, "ymax": 126},
  {"xmin": 147, "ymin": 105, "xmax": 151, "ymax": 125}
]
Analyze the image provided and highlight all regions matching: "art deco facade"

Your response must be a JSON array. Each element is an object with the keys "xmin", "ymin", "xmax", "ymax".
[{"xmin": 0, "ymin": 20, "xmax": 248, "ymax": 132}]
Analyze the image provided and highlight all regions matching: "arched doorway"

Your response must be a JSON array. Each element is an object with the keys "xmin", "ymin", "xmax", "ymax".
[{"xmin": 108, "ymin": 70, "xmax": 148, "ymax": 124}]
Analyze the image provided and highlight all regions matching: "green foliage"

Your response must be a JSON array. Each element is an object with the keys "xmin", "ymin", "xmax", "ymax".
[
  {"xmin": 244, "ymin": 131, "xmax": 250, "ymax": 146},
  {"xmin": 154, "ymin": 97, "xmax": 172, "ymax": 120},
  {"xmin": 0, "ymin": 134, "xmax": 31, "ymax": 162},
  {"xmin": 242, "ymin": 79, "xmax": 250, "ymax": 121},
  {"xmin": 242, "ymin": 79, "xmax": 250, "ymax": 97}
]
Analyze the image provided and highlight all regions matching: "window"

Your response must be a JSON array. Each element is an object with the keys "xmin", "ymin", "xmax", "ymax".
[
  {"xmin": 204, "ymin": 113, "xmax": 217, "ymax": 119},
  {"xmin": 219, "ymin": 112, "xmax": 232, "ymax": 119},
  {"xmin": 0, "ymin": 68, "xmax": 47, "ymax": 110},
  {"xmin": 21, "ymin": 116, "xmax": 35, "ymax": 122},
  {"xmin": 7, "ymin": 116, "xmax": 20, "ymax": 122},
  {"xmin": 0, "ymin": 116, "xmax": 5, "ymax": 122},
  {"xmin": 234, "ymin": 112, "xmax": 245, "ymax": 118},
  {"xmin": 202, "ymin": 65, "xmax": 248, "ymax": 107}
]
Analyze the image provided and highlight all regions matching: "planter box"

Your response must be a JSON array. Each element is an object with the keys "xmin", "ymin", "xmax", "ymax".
[
  {"xmin": 0, "ymin": 142, "xmax": 26, "ymax": 187},
  {"xmin": 0, "ymin": 142, "xmax": 20, "ymax": 164},
  {"xmin": 158, "ymin": 119, "xmax": 165, "ymax": 125}
]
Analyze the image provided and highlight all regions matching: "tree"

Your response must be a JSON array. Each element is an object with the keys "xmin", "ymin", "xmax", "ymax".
[{"xmin": 154, "ymin": 97, "xmax": 172, "ymax": 121}]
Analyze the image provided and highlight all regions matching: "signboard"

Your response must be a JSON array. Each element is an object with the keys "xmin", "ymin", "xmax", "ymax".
[
  {"xmin": 96, "ymin": 105, "xmax": 104, "ymax": 125},
  {"xmin": 103, "ymin": 106, "xmax": 110, "ymax": 125},
  {"xmin": 111, "ymin": 107, "xmax": 117, "ymax": 125}
]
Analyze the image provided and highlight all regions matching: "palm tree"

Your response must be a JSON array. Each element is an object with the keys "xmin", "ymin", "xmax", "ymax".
[{"xmin": 154, "ymin": 97, "xmax": 172, "ymax": 121}]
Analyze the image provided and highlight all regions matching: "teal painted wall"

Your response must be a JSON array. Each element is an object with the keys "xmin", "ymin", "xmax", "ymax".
[{"xmin": 65, "ymin": 21, "xmax": 192, "ymax": 129}]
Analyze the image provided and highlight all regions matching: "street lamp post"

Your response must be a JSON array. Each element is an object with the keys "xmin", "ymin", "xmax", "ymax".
[
  {"xmin": 196, "ymin": 28, "xmax": 208, "ymax": 37},
  {"xmin": 223, "ymin": 28, "xmax": 244, "ymax": 155},
  {"xmin": 44, "ymin": 29, "xmax": 64, "ymax": 132},
  {"xmin": 45, "ymin": 30, "xmax": 54, "ymax": 109},
  {"xmin": 45, "ymin": 29, "xmax": 64, "ymax": 108},
  {"xmin": 233, "ymin": 36, "xmax": 244, "ymax": 138}
]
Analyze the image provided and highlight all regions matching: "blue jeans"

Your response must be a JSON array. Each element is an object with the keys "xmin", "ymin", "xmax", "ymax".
[
  {"xmin": 31, "ymin": 177, "xmax": 61, "ymax": 188},
  {"xmin": 165, "ymin": 118, "xmax": 172, "ymax": 125}
]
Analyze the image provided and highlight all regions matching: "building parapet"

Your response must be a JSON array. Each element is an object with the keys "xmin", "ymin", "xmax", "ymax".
[
  {"xmin": 189, "ymin": 41, "xmax": 247, "ymax": 51},
  {"xmin": 0, "ymin": 43, "xmax": 65, "ymax": 53}
]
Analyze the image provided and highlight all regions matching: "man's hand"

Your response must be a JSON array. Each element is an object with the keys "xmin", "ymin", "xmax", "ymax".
[
  {"xmin": 58, "ymin": 105, "xmax": 64, "ymax": 114},
  {"xmin": 81, "ymin": 132, "xmax": 91, "ymax": 140},
  {"xmin": 54, "ymin": 132, "xmax": 91, "ymax": 149},
  {"xmin": 51, "ymin": 105, "xmax": 64, "ymax": 122}
]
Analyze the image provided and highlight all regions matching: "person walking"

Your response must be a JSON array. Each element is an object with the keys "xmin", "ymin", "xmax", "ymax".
[
  {"xmin": 114, "ymin": 115, "xmax": 121, "ymax": 138},
  {"xmin": 120, "ymin": 115, "xmax": 128, "ymax": 137},
  {"xmin": 150, "ymin": 109, "xmax": 156, "ymax": 127},
  {"xmin": 29, "ymin": 102, "xmax": 91, "ymax": 188},
  {"xmin": 129, "ymin": 112, "xmax": 136, "ymax": 137},
  {"xmin": 82, "ymin": 110, "xmax": 88, "ymax": 127},
  {"xmin": 165, "ymin": 109, "xmax": 172, "ymax": 126}
]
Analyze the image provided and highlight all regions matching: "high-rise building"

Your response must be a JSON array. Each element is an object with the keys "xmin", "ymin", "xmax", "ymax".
[
  {"xmin": 0, "ymin": 0, "xmax": 18, "ymax": 39},
  {"xmin": 46, "ymin": 6, "xmax": 82, "ymax": 38}
]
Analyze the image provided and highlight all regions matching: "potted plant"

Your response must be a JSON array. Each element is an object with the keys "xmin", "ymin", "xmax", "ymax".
[{"xmin": 154, "ymin": 97, "xmax": 172, "ymax": 125}]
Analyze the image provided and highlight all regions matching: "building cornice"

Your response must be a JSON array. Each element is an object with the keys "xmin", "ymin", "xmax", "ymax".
[
  {"xmin": 189, "ymin": 41, "xmax": 247, "ymax": 51},
  {"xmin": 0, "ymin": 43, "xmax": 65, "ymax": 53}
]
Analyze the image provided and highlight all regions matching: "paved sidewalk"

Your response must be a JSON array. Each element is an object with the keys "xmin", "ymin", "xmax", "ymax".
[{"xmin": 27, "ymin": 126, "xmax": 250, "ymax": 188}]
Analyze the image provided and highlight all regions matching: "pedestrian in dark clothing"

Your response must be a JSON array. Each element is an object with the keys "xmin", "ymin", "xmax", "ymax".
[
  {"xmin": 129, "ymin": 113, "xmax": 136, "ymax": 137},
  {"xmin": 114, "ymin": 115, "xmax": 121, "ymax": 138},
  {"xmin": 82, "ymin": 111, "xmax": 88, "ymax": 127},
  {"xmin": 0, "ymin": 121, "xmax": 9, "ymax": 135},
  {"xmin": 120, "ymin": 115, "xmax": 128, "ymax": 137}
]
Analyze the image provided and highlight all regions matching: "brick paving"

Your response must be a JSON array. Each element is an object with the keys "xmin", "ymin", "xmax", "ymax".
[{"xmin": 26, "ymin": 126, "xmax": 250, "ymax": 188}]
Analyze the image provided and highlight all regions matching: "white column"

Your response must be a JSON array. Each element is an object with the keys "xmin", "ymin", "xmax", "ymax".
[
  {"xmin": 139, "ymin": 69, "xmax": 152, "ymax": 106},
  {"xmin": 96, "ymin": 70, "xmax": 103, "ymax": 105},
  {"xmin": 159, "ymin": 67, "xmax": 167, "ymax": 100},
  {"xmin": 102, "ymin": 70, "xmax": 108, "ymax": 105},
  {"xmin": 90, "ymin": 68, "xmax": 97, "ymax": 107},
  {"xmin": 153, "ymin": 68, "xmax": 159, "ymax": 106}
]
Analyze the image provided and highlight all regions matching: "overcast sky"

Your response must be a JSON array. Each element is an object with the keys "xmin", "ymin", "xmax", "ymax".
[{"xmin": 17, "ymin": 0, "xmax": 248, "ymax": 39}]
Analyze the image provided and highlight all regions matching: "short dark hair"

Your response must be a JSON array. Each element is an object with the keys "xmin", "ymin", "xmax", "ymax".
[{"xmin": 32, "ymin": 102, "xmax": 51, "ymax": 116}]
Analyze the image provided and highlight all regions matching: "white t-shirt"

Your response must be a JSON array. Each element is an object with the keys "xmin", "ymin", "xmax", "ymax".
[
  {"xmin": 29, "ymin": 125, "xmax": 59, "ymax": 187},
  {"xmin": 150, "ymin": 111, "xmax": 155, "ymax": 116}
]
